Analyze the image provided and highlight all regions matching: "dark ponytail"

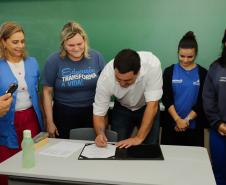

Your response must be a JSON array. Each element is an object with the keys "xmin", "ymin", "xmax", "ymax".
[
  {"xmin": 219, "ymin": 29, "xmax": 226, "ymax": 67},
  {"xmin": 178, "ymin": 31, "xmax": 198, "ymax": 55},
  {"xmin": 222, "ymin": 29, "xmax": 226, "ymax": 44}
]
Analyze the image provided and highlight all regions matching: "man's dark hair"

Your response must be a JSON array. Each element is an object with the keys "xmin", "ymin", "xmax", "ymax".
[
  {"xmin": 113, "ymin": 49, "xmax": 141, "ymax": 74},
  {"xmin": 178, "ymin": 31, "xmax": 198, "ymax": 55}
]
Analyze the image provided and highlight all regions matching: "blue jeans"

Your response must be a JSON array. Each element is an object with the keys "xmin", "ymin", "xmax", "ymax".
[{"xmin": 111, "ymin": 102, "xmax": 160, "ymax": 144}]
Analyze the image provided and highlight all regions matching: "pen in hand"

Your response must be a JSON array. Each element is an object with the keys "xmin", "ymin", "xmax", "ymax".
[{"xmin": 95, "ymin": 134, "xmax": 108, "ymax": 147}]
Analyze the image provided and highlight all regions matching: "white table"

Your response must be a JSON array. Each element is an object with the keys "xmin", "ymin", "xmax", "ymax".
[{"xmin": 0, "ymin": 138, "xmax": 216, "ymax": 185}]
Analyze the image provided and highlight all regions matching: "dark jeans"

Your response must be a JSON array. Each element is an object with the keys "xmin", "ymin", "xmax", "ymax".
[
  {"xmin": 53, "ymin": 101, "xmax": 93, "ymax": 139},
  {"xmin": 110, "ymin": 101, "xmax": 160, "ymax": 144}
]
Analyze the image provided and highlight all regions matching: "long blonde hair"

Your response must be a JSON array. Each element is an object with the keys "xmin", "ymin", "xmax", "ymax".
[
  {"xmin": 60, "ymin": 21, "xmax": 89, "ymax": 59},
  {"xmin": 0, "ymin": 21, "xmax": 27, "ymax": 60}
]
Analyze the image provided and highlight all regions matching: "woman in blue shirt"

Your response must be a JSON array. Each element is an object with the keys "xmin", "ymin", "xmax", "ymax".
[
  {"xmin": 0, "ymin": 21, "xmax": 43, "ymax": 185},
  {"xmin": 161, "ymin": 31, "xmax": 207, "ymax": 146},
  {"xmin": 42, "ymin": 21, "xmax": 105, "ymax": 139}
]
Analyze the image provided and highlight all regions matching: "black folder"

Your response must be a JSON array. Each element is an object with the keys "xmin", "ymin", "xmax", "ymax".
[
  {"xmin": 78, "ymin": 143, "xmax": 164, "ymax": 160},
  {"xmin": 116, "ymin": 144, "xmax": 164, "ymax": 160}
]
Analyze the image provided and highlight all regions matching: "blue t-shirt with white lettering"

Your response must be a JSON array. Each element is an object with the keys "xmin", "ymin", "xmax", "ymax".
[
  {"xmin": 172, "ymin": 63, "xmax": 199, "ymax": 128},
  {"xmin": 42, "ymin": 49, "xmax": 105, "ymax": 107}
]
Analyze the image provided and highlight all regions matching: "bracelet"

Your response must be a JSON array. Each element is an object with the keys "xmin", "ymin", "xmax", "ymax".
[{"xmin": 185, "ymin": 115, "xmax": 191, "ymax": 126}]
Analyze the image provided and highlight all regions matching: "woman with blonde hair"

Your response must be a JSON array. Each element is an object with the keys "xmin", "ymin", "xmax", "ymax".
[
  {"xmin": 0, "ymin": 21, "xmax": 43, "ymax": 185},
  {"xmin": 42, "ymin": 21, "xmax": 105, "ymax": 139}
]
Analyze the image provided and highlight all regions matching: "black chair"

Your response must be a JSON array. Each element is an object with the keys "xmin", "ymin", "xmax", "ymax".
[{"xmin": 69, "ymin": 128, "xmax": 118, "ymax": 142}]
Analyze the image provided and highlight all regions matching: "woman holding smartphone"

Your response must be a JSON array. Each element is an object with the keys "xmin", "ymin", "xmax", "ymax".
[{"xmin": 0, "ymin": 22, "xmax": 44, "ymax": 185}]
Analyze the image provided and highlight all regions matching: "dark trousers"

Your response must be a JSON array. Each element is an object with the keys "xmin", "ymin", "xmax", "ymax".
[
  {"xmin": 110, "ymin": 101, "xmax": 160, "ymax": 144},
  {"xmin": 53, "ymin": 102, "xmax": 93, "ymax": 139},
  {"xmin": 161, "ymin": 122, "xmax": 204, "ymax": 147}
]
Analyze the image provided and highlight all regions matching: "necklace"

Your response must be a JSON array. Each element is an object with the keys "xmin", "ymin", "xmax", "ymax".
[{"xmin": 7, "ymin": 60, "xmax": 24, "ymax": 76}]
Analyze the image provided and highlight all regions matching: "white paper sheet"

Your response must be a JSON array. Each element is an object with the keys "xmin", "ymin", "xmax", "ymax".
[
  {"xmin": 39, "ymin": 141, "xmax": 85, "ymax": 158},
  {"xmin": 80, "ymin": 143, "xmax": 116, "ymax": 158}
]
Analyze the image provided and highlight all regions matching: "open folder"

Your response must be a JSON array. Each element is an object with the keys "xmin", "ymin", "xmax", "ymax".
[{"xmin": 78, "ymin": 143, "xmax": 164, "ymax": 160}]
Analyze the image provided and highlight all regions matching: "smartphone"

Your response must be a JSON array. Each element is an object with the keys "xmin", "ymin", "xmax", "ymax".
[{"xmin": 5, "ymin": 83, "xmax": 18, "ymax": 94}]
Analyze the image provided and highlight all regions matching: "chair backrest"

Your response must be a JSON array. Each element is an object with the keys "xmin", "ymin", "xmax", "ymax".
[{"xmin": 69, "ymin": 128, "xmax": 118, "ymax": 142}]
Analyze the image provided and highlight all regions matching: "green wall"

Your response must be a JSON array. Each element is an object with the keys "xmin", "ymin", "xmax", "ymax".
[{"xmin": 0, "ymin": 0, "xmax": 225, "ymax": 70}]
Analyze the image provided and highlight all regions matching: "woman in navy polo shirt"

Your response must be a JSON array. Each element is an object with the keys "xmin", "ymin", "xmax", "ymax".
[
  {"xmin": 203, "ymin": 29, "xmax": 226, "ymax": 185},
  {"xmin": 161, "ymin": 31, "xmax": 207, "ymax": 146}
]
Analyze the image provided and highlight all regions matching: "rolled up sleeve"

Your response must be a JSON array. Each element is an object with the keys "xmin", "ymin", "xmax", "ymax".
[
  {"xmin": 93, "ymin": 68, "xmax": 112, "ymax": 116},
  {"xmin": 144, "ymin": 62, "xmax": 163, "ymax": 102}
]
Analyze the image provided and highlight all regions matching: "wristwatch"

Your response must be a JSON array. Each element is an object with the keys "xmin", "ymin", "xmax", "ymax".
[{"xmin": 185, "ymin": 116, "xmax": 191, "ymax": 126}]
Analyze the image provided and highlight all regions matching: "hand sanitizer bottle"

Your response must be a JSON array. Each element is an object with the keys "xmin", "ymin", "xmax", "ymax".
[{"xmin": 21, "ymin": 130, "xmax": 35, "ymax": 168}]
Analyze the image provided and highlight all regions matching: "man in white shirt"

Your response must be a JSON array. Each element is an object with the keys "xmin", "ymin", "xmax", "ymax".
[{"xmin": 93, "ymin": 49, "xmax": 163, "ymax": 148}]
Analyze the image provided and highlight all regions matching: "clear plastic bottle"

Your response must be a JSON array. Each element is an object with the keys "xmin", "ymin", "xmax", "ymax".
[{"xmin": 21, "ymin": 129, "xmax": 35, "ymax": 168}]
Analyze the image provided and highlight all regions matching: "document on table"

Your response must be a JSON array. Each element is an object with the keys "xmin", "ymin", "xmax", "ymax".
[
  {"xmin": 80, "ymin": 143, "xmax": 116, "ymax": 158},
  {"xmin": 39, "ymin": 141, "xmax": 85, "ymax": 158}
]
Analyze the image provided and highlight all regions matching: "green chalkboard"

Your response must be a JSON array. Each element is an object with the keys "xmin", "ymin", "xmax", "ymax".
[{"xmin": 0, "ymin": 0, "xmax": 225, "ymax": 70}]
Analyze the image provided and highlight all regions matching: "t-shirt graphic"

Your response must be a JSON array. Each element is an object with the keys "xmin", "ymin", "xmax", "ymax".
[
  {"xmin": 42, "ymin": 49, "xmax": 105, "ymax": 107},
  {"xmin": 61, "ymin": 67, "xmax": 97, "ymax": 87}
]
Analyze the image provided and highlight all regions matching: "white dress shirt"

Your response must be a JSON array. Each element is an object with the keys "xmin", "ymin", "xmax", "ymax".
[{"xmin": 93, "ymin": 51, "xmax": 163, "ymax": 116}]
